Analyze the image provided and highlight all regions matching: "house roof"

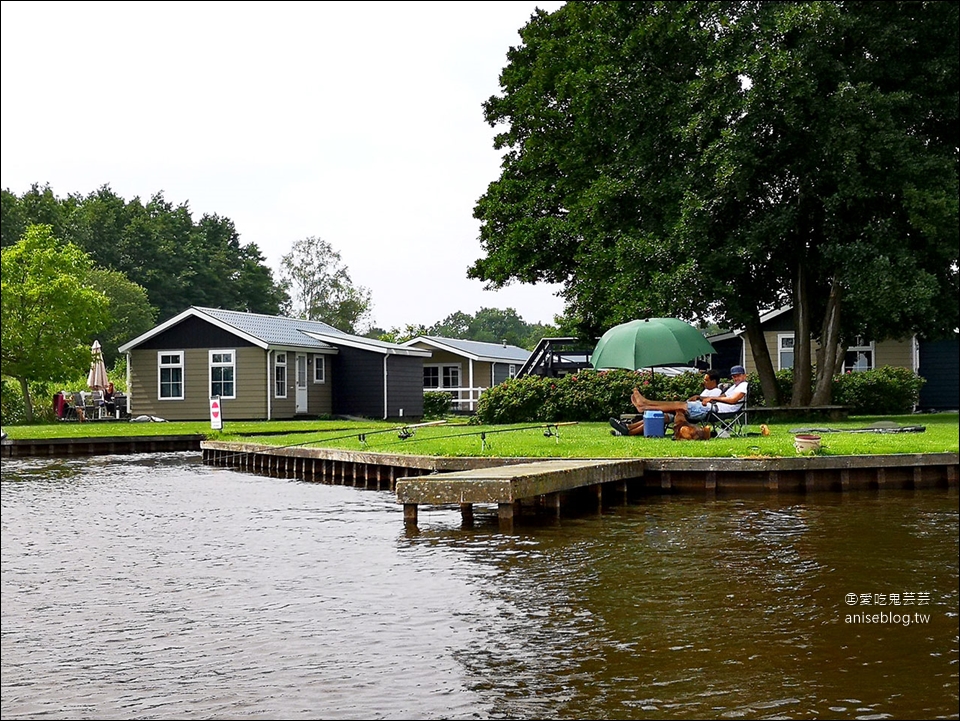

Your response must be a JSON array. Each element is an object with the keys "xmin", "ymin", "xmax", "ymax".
[
  {"xmin": 706, "ymin": 307, "xmax": 793, "ymax": 342},
  {"xmin": 118, "ymin": 307, "xmax": 429, "ymax": 357},
  {"xmin": 402, "ymin": 336, "xmax": 531, "ymax": 363}
]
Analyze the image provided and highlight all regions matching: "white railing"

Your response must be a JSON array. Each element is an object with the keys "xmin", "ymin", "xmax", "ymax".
[{"xmin": 423, "ymin": 386, "xmax": 487, "ymax": 412}]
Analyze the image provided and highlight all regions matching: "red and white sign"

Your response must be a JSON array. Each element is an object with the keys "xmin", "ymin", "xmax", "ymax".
[{"xmin": 210, "ymin": 396, "xmax": 223, "ymax": 430}]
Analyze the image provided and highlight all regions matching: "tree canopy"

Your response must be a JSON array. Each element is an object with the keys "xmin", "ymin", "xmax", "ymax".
[
  {"xmin": 378, "ymin": 307, "xmax": 560, "ymax": 350},
  {"xmin": 1, "ymin": 184, "xmax": 288, "ymax": 324},
  {"xmin": 1, "ymin": 225, "xmax": 109, "ymax": 421},
  {"xmin": 469, "ymin": 1, "xmax": 958, "ymax": 404},
  {"xmin": 279, "ymin": 236, "xmax": 373, "ymax": 334}
]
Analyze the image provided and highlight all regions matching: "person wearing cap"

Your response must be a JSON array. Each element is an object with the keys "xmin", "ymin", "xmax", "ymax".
[
  {"xmin": 610, "ymin": 370, "xmax": 724, "ymax": 435},
  {"xmin": 621, "ymin": 365, "xmax": 749, "ymax": 425},
  {"xmin": 710, "ymin": 365, "xmax": 749, "ymax": 413}
]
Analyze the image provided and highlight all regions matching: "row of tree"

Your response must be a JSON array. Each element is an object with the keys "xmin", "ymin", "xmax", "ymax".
[
  {"xmin": 1, "ymin": 184, "xmax": 287, "ymax": 330},
  {"xmin": 470, "ymin": 1, "xmax": 958, "ymax": 407},
  {"xmin": 1, "ymin": 186, "xmax": 559, "ymax": 351},
  {"xmin": 1, "ymin": 186, "xmax": 561, "ymax": 420},
  {"xmin": 375, "ymin": 307, "xmax": 562, "ymax": 350}
]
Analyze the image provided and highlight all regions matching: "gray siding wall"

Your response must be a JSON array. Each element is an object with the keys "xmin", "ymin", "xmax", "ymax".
[
  {"xmin": 271, "ymin": 351, "xmax": 296, "ymax": 419},
  {"xmin": 270, "ymin": 352, "xmax": 334, "ymax": 418},
  {"xmin": 309, "ymin": 353, "xmax": 333, "ymax": 416},
  {"xmin": 492, "ymin": 362, "xmax": 518, "ymax": 385},
  {"xmin": 331, "ymin": 348, "xmax": 385, "ymax": 418},
  {"xmin": 128, "ymin": 346, "xmax": 267, "ymax": 421},
  {"xmin": 329, "ymin": 349, "xmax": 424, "ymax": 419},
  {"xmin": 918, "ymin": 337, "xmax": 960, "ymax": 411},
  {"xmin": 386, "ymin": 356, "xmax": 425, "ymax": 420}
]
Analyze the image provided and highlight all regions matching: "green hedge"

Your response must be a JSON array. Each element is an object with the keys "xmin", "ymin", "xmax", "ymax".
[
  {"xmin": 476, "ymin": 369, "xmax": 707, "ymax": 424},
  {"xmin": 831, "ymin": 366, "xmax": 925, "ymax": 415},
  {"xmin": 422, "ymin": 390, "xmax": 454, "ymax": 419},
  {"xmin": 475, "ymin": 366, "xmax": 925, "ymax": 424}
]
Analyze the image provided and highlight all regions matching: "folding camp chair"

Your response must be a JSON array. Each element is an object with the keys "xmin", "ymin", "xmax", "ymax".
[{"xmin": 707, "ymin": 402, "xmax": 747, "ymax": 437}]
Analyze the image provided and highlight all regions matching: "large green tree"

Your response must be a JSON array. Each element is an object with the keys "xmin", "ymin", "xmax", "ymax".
[
  {"xmin": 279, "ymin": 236, "xmax": 373, "ymax": 333},
  {"xmin": 1, "ymin": 184, "xmax": 288, "ymax": 323},
  {"xmin": 1, "ymin": 225, "xmax": 109, "ymax": 421},
  {"xmin": 83, "ymin": 267, "xmax": 157, "ymax": 367},
  {"xmin": 469, "ymin": 1, "xmax": 958, "ymax": 405}
]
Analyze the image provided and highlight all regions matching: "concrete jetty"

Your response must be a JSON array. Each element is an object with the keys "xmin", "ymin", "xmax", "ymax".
[{"xmin": 395, "ymin": 459, "xmax": 645, "ymax": 528}]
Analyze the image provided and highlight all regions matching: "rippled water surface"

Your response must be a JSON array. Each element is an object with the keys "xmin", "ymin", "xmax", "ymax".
[{"xmin": 2, "ymin": 453, "xmax": 958, "ymax": 719}]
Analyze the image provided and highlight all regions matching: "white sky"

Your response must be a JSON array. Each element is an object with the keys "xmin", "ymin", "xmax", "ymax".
[{"xmin": 1, "ymin": 0, "xmax": 567, "ymax": 331}]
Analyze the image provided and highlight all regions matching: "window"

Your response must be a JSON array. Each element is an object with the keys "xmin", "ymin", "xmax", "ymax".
[
  {"xmin": 275, "ymin": 352, "xmax": 287, "ymax": 398},
  {"xmin": 508, "ymin": 364, "xmax": 517, "ymax": 379},
  {"xmin": 313, "ymin": 355, "xmax": 325, "ymax": 383},
  {"xmin": 158, "ymin": 352, "xmax": 184, "ymax": 400},
  {"xmin": 423, "ymin": 364, "xmax": 461, "ymax": 389},
  {"xmin": 209, "ymin": 350, "xmax": 235, "ymax": 399},
  {"xmin": 778, "ymin": 334, "xmax": 794, "ymax": 370},
  {"xmin": 442, "ymin": 365, "xmax": 460, "ymax": 389},
  {"xmin": 844, "ymin": 338, "xmax": 875, "ymax": 372}
]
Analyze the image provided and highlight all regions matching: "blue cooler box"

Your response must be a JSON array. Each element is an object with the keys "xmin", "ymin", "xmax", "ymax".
[{"xmin": 643, "ymin": 410, "xmax": 665, "ymax": 438}]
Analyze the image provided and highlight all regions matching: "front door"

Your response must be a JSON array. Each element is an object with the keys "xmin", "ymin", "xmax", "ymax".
[{"xmin": 296, "ymin": 353, "xmax": 308, "ymax": 413}]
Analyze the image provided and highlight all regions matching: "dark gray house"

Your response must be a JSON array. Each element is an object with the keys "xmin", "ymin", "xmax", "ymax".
[{"xmin": 117, "ymin": 307, "xmax": 431, "ymax": 421}]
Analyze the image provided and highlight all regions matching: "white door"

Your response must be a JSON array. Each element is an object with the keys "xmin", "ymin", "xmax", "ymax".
[{"xmin": 296, "ymin": 353, "xmax": 308, "ymax": 413}]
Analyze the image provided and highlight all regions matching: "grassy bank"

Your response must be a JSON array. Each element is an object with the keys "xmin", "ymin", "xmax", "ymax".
[{"xmin": 4, "ymin": 413, "xmax": 957, "ymax": 459}]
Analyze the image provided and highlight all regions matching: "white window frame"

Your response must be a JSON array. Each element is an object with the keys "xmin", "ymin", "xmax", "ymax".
[
  {"xmin": 158, "ymin": 351, "xmax": 184, "ymax": 400},
  {"xmin": 313, "ymin": 354, "xmax": 326, "ymax": 383},
  {"xmin": 275, "ymin": 352, "xmax": 288, "ymax": 398},
  {"xmin": 508, "ymin": 364, "xmax": 517, "ymax": 379},
  {"xmin": 423, "ymin": 363, "xmax": 461, "ymax": 389},
  {"xmin": 844, "ymin": 338, "xmax": 875, "ymax": 373},
  {"xmin": 777, "ymin": 334, "xmax": 795, "ymax": 371},
  {"xmin": 209, "ymin": 349, "xmax": 236, "ymax": 400}
]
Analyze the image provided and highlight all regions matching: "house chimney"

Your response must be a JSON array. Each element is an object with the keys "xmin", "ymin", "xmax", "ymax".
[{"xmin": 502, "ymin": 338, "xmax": 507, "ymax": 347}]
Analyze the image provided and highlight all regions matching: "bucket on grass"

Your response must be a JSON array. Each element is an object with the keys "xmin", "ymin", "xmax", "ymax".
[
  {"xmin": 643, "ymin": 410, "xmax": 665, "ymax": 438},
  {"xmin": 794, "ymin": 434, "xmax": 821, "ymax": 454}
]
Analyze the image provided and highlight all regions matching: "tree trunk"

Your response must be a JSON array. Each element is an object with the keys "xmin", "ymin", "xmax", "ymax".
[
  {"xmin": 811, "ymin": 279, "xmax": 843, "ymax": 405},
  {"xmin": 18, "ymin": 376, "xmax": 34, "ymax": 424},
  {"xmin": 744, "ymin": 312, "xmax": 781, "ymax": 406},
  {"xmin": 791, "ymin": 263, "xmax": 813, "ymax": 406}
]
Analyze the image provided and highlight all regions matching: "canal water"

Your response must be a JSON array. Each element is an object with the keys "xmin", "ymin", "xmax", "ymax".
[{"xmin": 2, "ymin": 452, "xmax": 957, "ymax": 720}]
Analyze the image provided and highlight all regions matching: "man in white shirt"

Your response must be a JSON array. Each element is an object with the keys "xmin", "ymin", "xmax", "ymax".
[
  {"xmin": 616, "ymin": 366, "xmax": 749, "ymax": 434},
  {"xmin": 610, "ymin": 369, "xmax": 727, "ymax": 436}
]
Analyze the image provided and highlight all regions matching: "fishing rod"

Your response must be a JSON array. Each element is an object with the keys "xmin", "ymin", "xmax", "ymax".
[
  {"xmin": 374, "ymin": 421, "xmax": 579, "ymax": 452},
  {"xmin": 356, "ymin": 419, "xmax": 448, "ymax": 445},
  {"xmin": 209, "ymin": 420, "xmax": 449, "ymax": 463}
]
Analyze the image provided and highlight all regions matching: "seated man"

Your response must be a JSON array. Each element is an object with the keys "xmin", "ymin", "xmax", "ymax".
[
  {"xmin": 610, "ymin": 369, "xmax": 726, "ymax": 436},
  {"xmin": 710, "ymin": 365, "xmax": 749, "ymax": 415}
]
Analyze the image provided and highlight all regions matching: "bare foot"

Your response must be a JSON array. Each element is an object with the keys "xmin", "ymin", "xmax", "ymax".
[{"xmin": 631, "ymin": 388, "xmax": 648, "ymax": 411}]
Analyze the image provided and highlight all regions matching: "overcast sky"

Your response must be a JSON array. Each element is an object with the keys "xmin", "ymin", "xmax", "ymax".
[{"xmin": 1, "ymin": 0, "xmax": 566, "ymax": 331}]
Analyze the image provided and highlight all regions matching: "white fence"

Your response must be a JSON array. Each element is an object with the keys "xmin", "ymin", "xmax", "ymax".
[{"xmin": 424, "ymin": 386, "xmax": 487, "ymax": 412}]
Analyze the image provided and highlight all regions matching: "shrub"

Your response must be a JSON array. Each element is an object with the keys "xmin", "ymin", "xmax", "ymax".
[
  {"xmin": 1, "ymin": 378, "xmax": 26, "ymax": 425},
  {"xmin": 833, "ymin": 366, "xmax": 925, "ymax": 415},
  {"xmin": 749, "ymin": 367, "xmax": 923, "ymax": 414},
  {"xmin": 1, "ymin": 379, "xmax": 60, "ymax": 425},
  {"xmin": 475, "ymin": 369, "xmax": 710, "ymax": 424},
  {"xmin": 474, "ymin": 365, "xmax": 925, "ymax": 423},
  {"xmin": 475, "ymin": 375, "xmax": 553, "ymax": 424},
  {"xmin": 422, "ymin": 391, "xmax": 453, "ymax": 419}
]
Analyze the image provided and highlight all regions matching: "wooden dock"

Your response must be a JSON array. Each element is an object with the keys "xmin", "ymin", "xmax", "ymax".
[
  {"xmin": 2, "ymin": 434, "xmax": 204, "ymax": 458},
  {"xmin": 11, "ymin": 437, "xmax": 955, "ymax": 529},
  {"xmin": 395, "ymin": 459, "xmax": 645, "ymax": 528}
]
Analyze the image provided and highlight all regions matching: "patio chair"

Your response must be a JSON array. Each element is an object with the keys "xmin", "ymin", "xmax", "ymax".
[
  {"xmin": 72, "ymin": 392, "xmax": 89, "ymax": 422},
  {"xmin": 706, "ymin": 400, "xmax": 747, "ymax": 437}
]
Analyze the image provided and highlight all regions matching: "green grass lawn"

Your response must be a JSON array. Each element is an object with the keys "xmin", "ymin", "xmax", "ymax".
[{"xmin": 5, "ymin": 413, "xmax": 957, "ymax": 459}]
